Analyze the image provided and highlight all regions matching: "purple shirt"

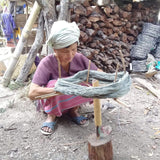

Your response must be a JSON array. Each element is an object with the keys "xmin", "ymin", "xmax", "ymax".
[{"xmin": 32, "ymin": 53, "xmax": 98, "ymax": 86}]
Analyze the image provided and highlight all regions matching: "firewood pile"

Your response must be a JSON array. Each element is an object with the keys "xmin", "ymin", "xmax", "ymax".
[{"xmin": 70, "ymin": 1, "xmax": 159, "ymax": 73}]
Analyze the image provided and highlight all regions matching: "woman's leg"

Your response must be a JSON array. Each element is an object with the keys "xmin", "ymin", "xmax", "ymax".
[
  {"xmin": 41, "ymin": 114, "xmax": 56, "ymax": 133},
  {"xmin": 68, "ymin": 106, "xmax": 87, "ymax": 125},
  {"xmin": 41, "ymin": 80, "xmax": 93, "ymax": 117}
]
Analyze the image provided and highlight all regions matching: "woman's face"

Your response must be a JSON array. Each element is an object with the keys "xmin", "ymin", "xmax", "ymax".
[{"xmin": 54, "ymin": 42, "xmax": 77, "ymax": 65}]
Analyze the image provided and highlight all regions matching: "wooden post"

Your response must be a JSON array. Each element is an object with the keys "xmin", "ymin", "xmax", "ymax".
[
  {"xmin": 92, "ymin": 80, "xmax": 102, "ymax": 138},
  {"xmin": 88, "ymin": 133, "xmax": 113, "ymax": 160},
  {"xmin": 88, "ymin": 80, "xmax": 113, "ymax": 160}
]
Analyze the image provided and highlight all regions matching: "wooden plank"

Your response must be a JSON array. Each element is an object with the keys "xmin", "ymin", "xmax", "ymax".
[
  {"xmin": 9, "ymin": 0, "xmax": 26, "ymax": 6},
  {"xmin": 15, "ymin": 14, "xmax": 38, "ymax": 28},
  {"xmin": 15, "ymin": 14, "xmax": 27, "ymax": 28}
]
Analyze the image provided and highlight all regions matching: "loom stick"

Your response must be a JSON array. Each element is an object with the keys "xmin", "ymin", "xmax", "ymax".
[
  {"xmin": 35, "ymin": 92, "xmax": 61, "ymax": 99},
  {"xmin": 86, "ymin": 60, "xmax": 91, "ymax": 83},
  {"xmin": 119, "ymin": 50, "xmax": 126, "ymax": 73},
  {"xmin": 114, "ymin": 62, "xmax": 119, "ymax": 82}
]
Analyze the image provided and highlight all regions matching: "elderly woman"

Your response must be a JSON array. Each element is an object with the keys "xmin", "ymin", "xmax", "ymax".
[{"xmin": 28, "ymin": 20, "xmax": 99, "ymax": 135}]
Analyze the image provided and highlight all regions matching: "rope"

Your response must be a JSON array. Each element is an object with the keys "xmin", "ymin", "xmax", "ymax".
[
  {"xmin": 54, "ymin": 70, "xmax": 131, "ymax": 99},
  {"xmin": 57, "ymin": 57, "xmax": 61, "ymax": 78}
]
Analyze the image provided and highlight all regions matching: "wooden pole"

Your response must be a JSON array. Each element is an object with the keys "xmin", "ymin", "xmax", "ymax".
[
  {"xmin": 2, "ymin": 1, "xmax": 41, "ymax": 87},
  {"xmin": 92, "ymin": 80, "xmax": 102, "ymax": 138},
  {"xmin": 88, "ymin": 80, "xmax": 113, "ymax": 160}
]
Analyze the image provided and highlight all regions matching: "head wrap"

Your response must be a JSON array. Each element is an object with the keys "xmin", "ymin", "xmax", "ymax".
[{"xmin": 46, "ymin": 20, "xmax": 80, "ymax": 49}]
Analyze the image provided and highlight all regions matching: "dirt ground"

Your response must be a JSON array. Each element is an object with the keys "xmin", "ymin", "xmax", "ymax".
[{"xmin": 0, "ymin": 50, "xmax": 160, "ymax": 160}]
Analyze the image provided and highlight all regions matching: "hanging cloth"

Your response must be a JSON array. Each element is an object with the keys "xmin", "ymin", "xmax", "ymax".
[{"xmin": 1, "ymin": 13, "xmax": 16, "ymax": 39}]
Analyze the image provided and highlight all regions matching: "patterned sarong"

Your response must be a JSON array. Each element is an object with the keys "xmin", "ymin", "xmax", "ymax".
[{"xmin": 38, "ymin": 80, "xmax": 93, "ymax": 117}]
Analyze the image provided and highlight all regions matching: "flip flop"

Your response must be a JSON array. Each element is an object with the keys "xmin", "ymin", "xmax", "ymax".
[
  {"xmin": 41, "ymin": 121, "xmax": 56, "ymax": 135},
  {"xmin": 71, "ymin": 115, "xmax": 89, "ymax": 127}
]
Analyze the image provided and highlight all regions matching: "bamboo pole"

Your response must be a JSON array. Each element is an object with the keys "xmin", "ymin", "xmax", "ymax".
[
  {"xmin": 92, "ymin": 80, "xmax": 102, "ymax": 138},
  {"xmin": 2, "ymin": 1, "xmax": 41, "ymax": 87}
]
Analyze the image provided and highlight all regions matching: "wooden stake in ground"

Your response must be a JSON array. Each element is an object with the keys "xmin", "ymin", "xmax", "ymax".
[
  {"xmin": 88, "ymin": 80, "xmax": 113, "ymax": 160},
  {"xmin": 92, "ymin": 80, "xmax": 102, "ymax": 138}
]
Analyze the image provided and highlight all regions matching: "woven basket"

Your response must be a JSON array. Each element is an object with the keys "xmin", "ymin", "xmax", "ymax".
[
  {"xmin": 12, "ymin": 54, "xmax": 36, "ymax": 80},
  {"xmin": 132, "ymin": 59, "xmax": 147, "ymax": 72}
]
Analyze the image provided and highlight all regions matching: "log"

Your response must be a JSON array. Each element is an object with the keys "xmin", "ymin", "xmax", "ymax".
[
  {"xmin": 103, "ymin": 6, "xmax": 112, "ymax": 16},
  {"xmin": 74, "ymin": 3, "xmax": 86, "ymax": 16},
  {"xmin": 58, "ymin": 0, "xmax": 70, "ymax": 21},
  {"xmin": 88, "ymin": 133, "xmax": 113, "ymax": 160},
  {"xmin": 88, "ymin": 13, "xmax": 101, "ymax": 22},
  {"xmin": 42, "ymin": 0, "xmax": 57, "ymax": 38},
  {"xmin": 134, "ymin": 78, "xmax": 160, "ymax": 99},
  {"xmin": 86, "ymin": 6, "xmax": 94, "ymax": 16}
]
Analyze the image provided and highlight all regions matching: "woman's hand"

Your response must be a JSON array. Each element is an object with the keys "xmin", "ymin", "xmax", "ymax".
[
  {"xmin": 28, "ymin": 83, "xmax": 55, "ymax": 100},
  {"xmin": 97, "ymin": 68, "xmax": 103, "ymax": 72}
]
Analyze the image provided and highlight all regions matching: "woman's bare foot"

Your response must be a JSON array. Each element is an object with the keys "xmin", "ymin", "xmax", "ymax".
[
  {"xmin": 41, "ymin": 114, "xmax": 56, "ymax": 133},
  {"xmin": 68, "ymin": 106, "xmax": 87, "ymax": 125}
]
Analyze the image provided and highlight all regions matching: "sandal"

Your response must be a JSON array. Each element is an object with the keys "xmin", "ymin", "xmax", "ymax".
[
  {"xmin": 71, "ymin": 115, "xmax": 89, "ymax": 127},
  {"xmin": 41, "ymin": 121, "xmax": 56, "ymax": 135}
]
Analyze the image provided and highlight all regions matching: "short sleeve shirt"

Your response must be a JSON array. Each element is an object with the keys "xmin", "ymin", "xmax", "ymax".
[{"xmin": 32, "ymin": 53, "xmax": 98, "ymax": 86}]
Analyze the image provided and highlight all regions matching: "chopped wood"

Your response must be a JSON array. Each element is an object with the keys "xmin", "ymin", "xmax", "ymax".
[
  {"xmin": 74, "ymin": 4, "xmax": 86, "ymax": 16},
  {"xmin": 70, "ymin": 1, "xmax": 159, "ymax": 73},
  {"xmin": 88, "ymin": 14, "xmax": 101, "ymax": 22}
]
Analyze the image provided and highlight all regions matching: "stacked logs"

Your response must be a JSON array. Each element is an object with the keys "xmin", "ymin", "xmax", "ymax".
[{"xmin": 70, "ymin": 1, "xmax": 159, "ymax": 72}]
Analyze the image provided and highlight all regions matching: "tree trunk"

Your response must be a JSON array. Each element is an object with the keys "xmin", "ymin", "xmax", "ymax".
[
  {"xmin": 58, "ymin": 0, "xmax": 70, "ymax": 21},
  {"xmin": 42, "ymin": 0, "xmax": 57, "ymax": 54},
  {"xmin": 2, "ymin": 1, "xmax": 41, "ymax": 87},
  {"xmin": 15, "ymin": 11, "xmax": 44, "ymax": 84}
]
